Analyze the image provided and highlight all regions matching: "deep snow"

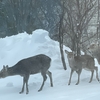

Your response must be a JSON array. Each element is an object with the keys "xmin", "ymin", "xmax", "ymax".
[{"xmin": 0, "ymin": 29, "xmax": 100, "ymax": 100}]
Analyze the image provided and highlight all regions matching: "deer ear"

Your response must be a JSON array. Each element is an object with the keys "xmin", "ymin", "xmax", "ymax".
[
  {"xmin": 65, "ymin": 50, "xmax": 69, "ymax": 54},
  {"xmin": 3, "ymin": 65, "xmax": 8, "ymax": 71},
  {"xmin": 6, "ymin": 65, "xmax": 9, "ymax": 68},
  {"xmin": 73, "ymin": 51, "xmax": 76, "ymax": 56},
  {"xmin": 3, "ymin": 65, "xmax": 6, "ymax": 69},
  {"xmin": 5, "ymin": 65, "xmax": 8, "ymax": 71}
]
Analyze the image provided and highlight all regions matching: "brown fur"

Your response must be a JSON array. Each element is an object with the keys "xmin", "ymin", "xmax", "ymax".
[{"xmin": 65, "ymin": 50, "xmax": 99, "ymax": 85}]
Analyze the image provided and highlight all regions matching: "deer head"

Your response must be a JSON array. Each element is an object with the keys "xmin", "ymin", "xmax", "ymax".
[
  {"xmin": 65, "ymin": 50, "xmax": 75, "ymax": 59},
  {"xmin": 0, "ymin": 65, "xmax": 9, "ymax": 78}
]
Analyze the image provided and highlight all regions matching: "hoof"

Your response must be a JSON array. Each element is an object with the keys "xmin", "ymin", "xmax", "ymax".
[
  {"xmin": 38, "ymin": 89, "xmax": 42, "ymax": 92},
  {"xmin": 26, "ymin": 92, "xmax": 29, "ymax": 94},
  {"xmin": 19, "ymin": 90, "xmax": 24, "ymax": 94},
  {"xmin": 89, "ymin": 81, "xmax": 92, "ymax": 83},
  {"xmin": 19, "ymin": 91, "xmax": 23, "ymax": 94},
  {"xmin": 75, "ymin": 83, "xmax": 79, "ymax": 85},
  {"xmin": 51, "ymin": 84, "xmax": 53, "ymax": 87},
  {"xmin": 68, "ymin": 83, "xmax": 70, "ymax": 85}
]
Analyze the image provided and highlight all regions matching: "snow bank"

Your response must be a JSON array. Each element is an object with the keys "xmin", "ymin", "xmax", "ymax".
[{"xmin": 0, "ymin": 29, "xmax": 60, "ymax": 66}]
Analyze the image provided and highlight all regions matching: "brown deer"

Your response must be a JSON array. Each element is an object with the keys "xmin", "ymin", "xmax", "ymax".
[
  {"xmin": 0, "ymin": 54, "xmax": 53, "ymax": 94},
  {"xmin": 88, "ymin": 43, "xmax": 100, "ymax": 64},
  {"xmin": 65, "ymin": 50, "xmax": 99, "ymax": 85}
]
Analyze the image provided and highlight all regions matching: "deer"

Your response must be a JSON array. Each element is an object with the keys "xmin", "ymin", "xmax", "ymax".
[
  {"xmin": 65, "ymin": 50, "xmax": 99, "ymax": 85},
  {"xmin": 88, "ymin": 43, "xmax": 100, "ymax": 64},
  {"xmin": 0, "ymin": 54, "xmax": 53, "ymax": 94}
]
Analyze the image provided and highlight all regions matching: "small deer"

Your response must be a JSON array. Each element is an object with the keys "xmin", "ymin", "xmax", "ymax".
[
  {"xmin": 0, "ymin": 54, "xmax": 53, "ymax": 94},
  {"xmin": 65, "ymin": 50, "xmax": 99, "ymax": 85},
  {"xmin": 88, "ymin": 43, "xmax": 100, "ymax": 64}
]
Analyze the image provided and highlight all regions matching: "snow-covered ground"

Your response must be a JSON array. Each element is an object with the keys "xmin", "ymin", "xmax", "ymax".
[{"xmin": 0, "ymin": 29, "xmax": 100, "ymax": 100}]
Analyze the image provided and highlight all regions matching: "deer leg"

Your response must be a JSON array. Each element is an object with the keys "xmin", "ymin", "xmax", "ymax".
[
  {"xmin": 19, "ymin": 77, "xmax": 26, "ymax": 94},
  {"xmin": 25, "ymin": 75, "xmax": 29, "ymax": 94},
  {"xmin": 38, "ymin": 72, "xmax": 47, "ymax": 92},
  {"xmin": 89, "ymin": 70, "xmax": 94, "ymax": 83},
  {"xmin": 19, "ymin": 75, "xmax": 29, "ymax": 94},
  {"xmin": 46, "ymin": 71, "xmax": 53, "ymax": 87},
  {"xmin": 68, "ymin": 69, "xmax": 74, "ymax": 85},
  {"xmin": 76, "ymin": 69, "xmax": 82, "ymax": 85},
  {"xmin": 95, "ymin": 66, "xmax": 99, "ymax": 82}
]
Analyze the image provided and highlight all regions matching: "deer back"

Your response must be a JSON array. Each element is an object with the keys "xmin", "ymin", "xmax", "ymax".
[{"xmin": 80, "ymin": 55, "xmax": 95, "ymax": 70}]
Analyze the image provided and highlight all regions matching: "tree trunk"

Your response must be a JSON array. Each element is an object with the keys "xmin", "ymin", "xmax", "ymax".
[{"xmin": 59, "ymin": 37, "xmax": 67, "ymax": 70}]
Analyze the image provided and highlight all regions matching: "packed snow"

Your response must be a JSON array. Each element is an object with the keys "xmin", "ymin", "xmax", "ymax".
[{"xmin": 0, "ymin": 29, "xmax": 100, "ymax": 100}]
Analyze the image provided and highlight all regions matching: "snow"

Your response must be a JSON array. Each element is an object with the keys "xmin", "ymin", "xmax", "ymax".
[{"xmin": 0, "ymin": 29, "xmax": 100, "ymax": 100}]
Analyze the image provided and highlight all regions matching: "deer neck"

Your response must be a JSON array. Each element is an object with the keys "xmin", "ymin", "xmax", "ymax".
[
  {"xmin": 68, "ymin": 57, "xmax": 76, "ymax": 65},
  {"xmin": 7, "ymin": 67, "xmax": 17, "ymax": 76}
]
